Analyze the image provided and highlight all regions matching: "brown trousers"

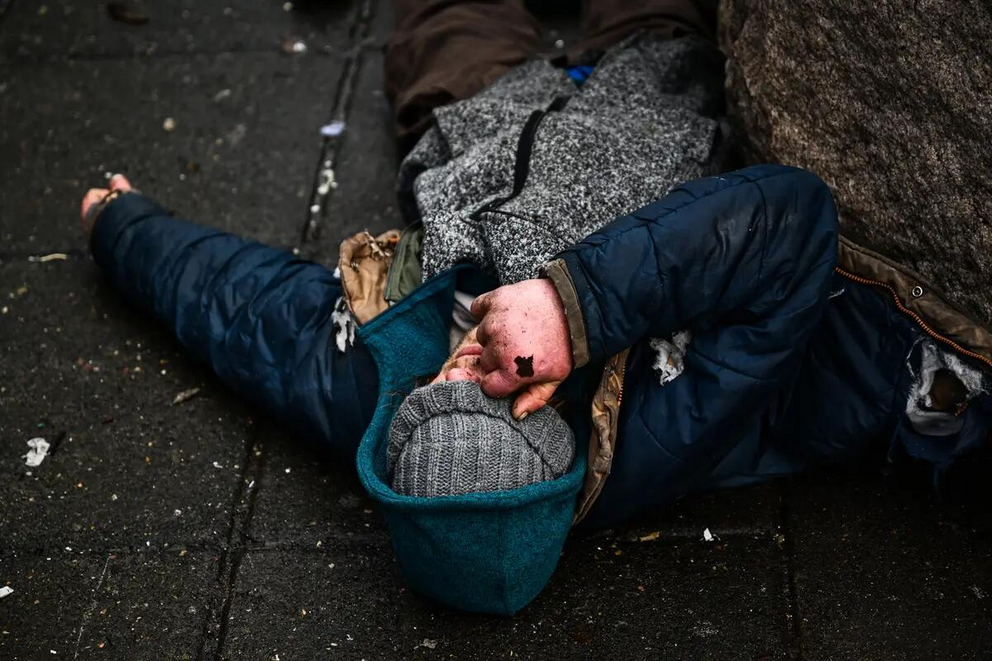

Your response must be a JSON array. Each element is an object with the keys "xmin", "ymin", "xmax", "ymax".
[{"xmin": 384, "ymin": 0, "xmax": 718, "ymax": 144}]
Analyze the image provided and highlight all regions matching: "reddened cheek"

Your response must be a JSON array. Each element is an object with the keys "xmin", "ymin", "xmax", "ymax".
[{"xmin": 445, "ymin": 368, "xmax": 480, "ymax": 384}]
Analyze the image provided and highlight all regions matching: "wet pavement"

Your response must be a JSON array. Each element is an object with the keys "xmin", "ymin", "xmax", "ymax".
[{"xmin": 1, "ymin": 1, "xmax": 989, "ymax": 659}]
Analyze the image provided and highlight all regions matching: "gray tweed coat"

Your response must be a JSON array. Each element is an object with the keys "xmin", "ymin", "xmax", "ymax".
[{"xmin": 397, "ymin": 33, "xmax": 728, "ymax": 285}]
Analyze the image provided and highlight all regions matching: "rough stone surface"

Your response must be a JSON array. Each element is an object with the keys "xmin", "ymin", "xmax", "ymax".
[{"xmin": 719, "ymin": 0, "xmax": 992, "ymax": 328}]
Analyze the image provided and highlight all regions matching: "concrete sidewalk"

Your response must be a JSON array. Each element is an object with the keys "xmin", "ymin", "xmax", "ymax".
[{"xmin": 1, "ymin": 1, "xmax": 989, "ymax": 659}]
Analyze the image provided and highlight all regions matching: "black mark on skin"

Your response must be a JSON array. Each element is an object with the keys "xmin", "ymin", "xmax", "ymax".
[{"xmin": 514, "ymin": 355, "xmax": 535, "ymax": 378}]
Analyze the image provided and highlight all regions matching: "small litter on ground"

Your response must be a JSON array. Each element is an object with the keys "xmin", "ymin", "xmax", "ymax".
[
  {"xmin": 162, "ymin": 117, "xmax": 176, "ymax": 132},
  {"xmin": 281, "ymin": 36, "xmax": 307, "ymax": 55},
  {"xmin": 29, "ymin": 253, "xmax": 69, "ymax": 263},
  {"xmin": 0, "ymin": 586, "xmax": 13, "ymax": 599},
  {"xmin": 24, "ymin": 437, "xmax": 51, "ymax": 467},
  {"xmin": 702, "ymin": 528, "xmax": 718, "ymax": 542},
  {"xmin": 638, "ymin": 531, "xmax": 661, "ymax": 542},
  {"xmin": 320, "ymin": 121, "xmax": 346, "ymax": 138},
  {"xmin": 172, "ymin": 387, "xmax": 201, "ymax": 406},
  {"xmin": 416, "ymin": 639, "xmax": 438, "ymax": 650}
]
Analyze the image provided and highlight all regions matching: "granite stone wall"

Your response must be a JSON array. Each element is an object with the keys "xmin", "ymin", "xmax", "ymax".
[{"xmin": 719, "ymin": 0, "xmax": 992, "ymax": 328}]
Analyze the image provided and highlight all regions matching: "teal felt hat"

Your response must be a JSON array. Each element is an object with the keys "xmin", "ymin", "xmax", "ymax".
[{"xmin": 355, "ymin": 266, "xmax": 585, "ymax": 615}]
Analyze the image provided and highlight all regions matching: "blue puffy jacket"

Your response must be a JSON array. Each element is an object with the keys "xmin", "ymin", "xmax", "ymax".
[{"xmin": 89, "ymin": 165, "xmax": 992, "ymax": 608}]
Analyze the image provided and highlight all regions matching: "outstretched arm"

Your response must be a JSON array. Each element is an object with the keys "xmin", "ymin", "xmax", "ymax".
[{"xmin": 82, "ymin": 178, "xmax": 378, "ymax": 455}]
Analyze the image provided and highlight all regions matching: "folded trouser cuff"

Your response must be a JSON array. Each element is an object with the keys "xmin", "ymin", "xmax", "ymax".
[{"xmin": 542, "ymin": 258, "xmax": 591, "ymax": 369}]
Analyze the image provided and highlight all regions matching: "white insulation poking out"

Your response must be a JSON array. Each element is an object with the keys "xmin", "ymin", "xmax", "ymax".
[
  {"xmin": 649, "ymin": 330, "xmax": 692, "ymax": 386},
  {"xmin": 905, "ymin": 339, "xmax": 987, "ymax": 436},
  {"xmin": 331, "ymin": 296, "xmax": 357, "ymax": 354}
]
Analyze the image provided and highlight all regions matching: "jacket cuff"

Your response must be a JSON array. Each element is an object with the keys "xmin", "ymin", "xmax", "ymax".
[
  {"xmin": 541, "ymin": 258, "xmax": 591, "ymax": 369},
  {"xmin": 89, "ymin": 192, "xmax": 165, "ymax": 271}
]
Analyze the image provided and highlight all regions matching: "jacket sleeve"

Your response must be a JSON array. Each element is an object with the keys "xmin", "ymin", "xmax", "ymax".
[
  {"xmin": 546, "ymin": 164, "xmax": 840, "ymax": 367},
  {"xmin": 89, "ymin": 193, "xmax": 379, "ymax": 455}
]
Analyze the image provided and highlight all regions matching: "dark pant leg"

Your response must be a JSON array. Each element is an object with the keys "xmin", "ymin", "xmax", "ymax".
[
  {"xmin": 565, "ymin": 0, "xmax": 718, "ymax": 63},
  {"xmin": 90, "ymin": 194, "xmax": 380, "ymax": 457},
  {"xmin": 385, "ymin": 0, "xmax": 544, "ymax": 144}
]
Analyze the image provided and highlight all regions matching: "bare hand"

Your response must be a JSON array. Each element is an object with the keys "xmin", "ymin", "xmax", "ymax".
[
  {"xmin": 470, "ymin": 278, "xmax": 573, "ymax": 419},
  {"xmin": 80, "ymin": 174, "xmax": 133, "ymax": 234}
]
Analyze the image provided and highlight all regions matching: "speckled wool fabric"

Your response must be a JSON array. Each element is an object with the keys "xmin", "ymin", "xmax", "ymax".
[
  {"xmin": 398, "ymin": 33, "xmax": 726, "ymax": 285},
  {"xmin": 387, "ymin": 381, "xmax": 575, "ymax": 497}
]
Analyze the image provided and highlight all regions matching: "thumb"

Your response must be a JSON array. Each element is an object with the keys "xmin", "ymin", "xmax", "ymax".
[
  {"xmin": 480, "ymin": 368, "xmax": 521, "ymax": 399},
  {"xmin": 511, "ymin": 381, "xmax": 562, "ymax": 420}
]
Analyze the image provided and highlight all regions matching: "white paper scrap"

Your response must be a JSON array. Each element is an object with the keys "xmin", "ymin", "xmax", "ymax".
[{"xmin": 24, "ymin": 438, "xmax": 50, "ymax": 467}]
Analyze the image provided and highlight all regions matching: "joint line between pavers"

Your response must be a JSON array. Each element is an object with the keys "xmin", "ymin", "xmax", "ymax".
[
  {"xmin": 71, "ymin": 551, "xmax": 112, "ymax": 661},
  {"xmin": 779, "ymin": 479, "xmax": 805, "ymax": 659},
  {"xmin": 297, "ymin": 0, "xmax": 376, "ymax": 249}
]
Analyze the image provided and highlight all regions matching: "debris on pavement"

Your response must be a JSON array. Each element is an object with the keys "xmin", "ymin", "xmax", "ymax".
[
  {"xmin": 281, "ymin": 36, "xmax": 308, "ymax": 55},
  {"xmin": 29, "ymin": 253, "xmax": 69, "ymax": 263},
  {"xmin": 172, "ymin": 387, "xmax": 201, "ymax": 405},
  {"xmin": 107, "ymin": 1, "xmax": 150, "ymax": 25},
  {"xmin": 226, "ymin": 123, "xmax": 248, "ymax": 146},
  {"xmin": 416, "ymin": 639, "xmax": 438, "ymax": 650},
  {"xmin": 317, "ymin": 166, "xmax": 337, "ymax": 196},
  {"xmin": 702, "ymin": 528, "xmax": 717, "ymax": 542},
  {"xmin": 320, "ymin": 121, "xmax": 346, "ymax": 138},
  {"xmin": 0, "ymin": 586, "xmax": 13, "ymax": 599},
  {"xmin": 24, "ymin": 437, "xmax": 51, "ymax": 467},
  {"xmin": 638, "ymin": 531, "xmax": 661, "ymax": 542},
  {"xmin": 162, "ymin": 117, "xmax": 176, "ymax": 132},
  {"xmin": 213, "ymin": 88, "xmax": 232, "ymax": 102}
]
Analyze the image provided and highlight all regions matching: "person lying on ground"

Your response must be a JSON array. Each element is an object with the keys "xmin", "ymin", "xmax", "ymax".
[{"xmin": 78, "ymin": 0, "xmax": 992, "ymax": 613}]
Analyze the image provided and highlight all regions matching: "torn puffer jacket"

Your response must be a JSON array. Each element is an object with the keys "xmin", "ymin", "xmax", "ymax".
[{"xmin": 540, "ymin": 165, "xmax": 992, "ymax": 528}]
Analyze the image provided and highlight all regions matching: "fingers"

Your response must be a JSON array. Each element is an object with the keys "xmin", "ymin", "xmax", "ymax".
[
  {"xmin": 480, "ymin": 368, "xmax": 520, "ymax": 399},
  {"xmin": 109, "ymin": 173, "xmax": 133, "ymax": 192},
  {"xmin": 511, "ymin": 381, "xmax": 561, "ymax": 420},
  {"xmin": 475, "ymin": 319, "xmax": 492, "ymax": 346},
  {"xmin": 478, "ymin": 344, "xmax": 501, "ymax": 374},
  {"xmin": 80, "ymin": 188, "xmax": 109, "ymax": 223},
  {"xmin": 470, "ymin": 292, "xmax": 493, "ymax": 321}
]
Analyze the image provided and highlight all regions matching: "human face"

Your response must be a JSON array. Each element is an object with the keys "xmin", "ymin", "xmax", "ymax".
[{"xmin": 430, "ymin": 326, "xmax": 486, "ymax": 385}]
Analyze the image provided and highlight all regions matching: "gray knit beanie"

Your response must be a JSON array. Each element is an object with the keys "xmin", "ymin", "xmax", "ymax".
[{"xmin": 387, "ymin": 380, "xmax": 575, "ymax": 497}]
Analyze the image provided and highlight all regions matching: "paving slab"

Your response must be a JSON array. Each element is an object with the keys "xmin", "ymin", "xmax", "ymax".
[
  {"xmin": 247, "ymin": 423, "xmax": 384, "ymax": 548},
  {"xmin": 0, "ymin": 51, "xmax": 343, "ymax": 253},
  {"xmin": 615, "ymin": 482, "xmax": 781, "ymax": 541},
  {"xmin": 303, "ymin": 49, "xmax": 401, "ymax": 267},
  {"xmin": 0, "ymin": 549, "xmax": 218, "ymax": 660},
  {"xmin": 221, "ymin": 532, "xmax": 790, "ymax": 660},
  {"xmin": 0, "ymin": 260, "xmax": 251, "ymax": 550},
  {"xmin": 0, "ymin": 0, "xmax": 356, "ymax": 59},
  {"xmin": 789, "ymin": 473, "xmax": 992, "ymax": 660}
]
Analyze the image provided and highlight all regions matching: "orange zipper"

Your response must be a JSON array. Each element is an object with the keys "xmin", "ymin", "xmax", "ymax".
[
  {"xmin": 835, "ymin": 267, "xmax": 992, "ymax": 370},
  {"xmin": 615, "ymin": 351, "xmax": 629, "ymax": 409}
]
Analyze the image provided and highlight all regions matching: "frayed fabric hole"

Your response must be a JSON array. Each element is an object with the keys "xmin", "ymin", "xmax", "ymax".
[
  {"xmin": 649, "ymin": 330, "xmax": 692, "ymax": 386},
  {"xmin": 905, "ymin": 339, "xmax": 987, "ymax": 436}
]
